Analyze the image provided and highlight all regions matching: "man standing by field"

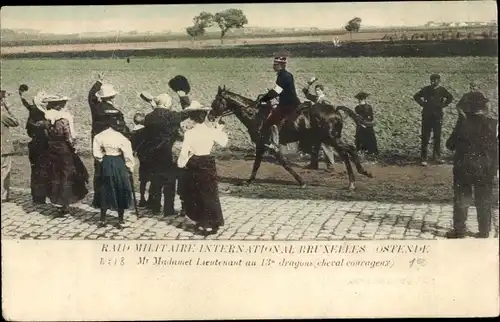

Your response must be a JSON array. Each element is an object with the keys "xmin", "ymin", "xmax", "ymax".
[
  {"xmin": 258, "ymin": 54, "xmax": 301, "ymax": 153},
  {"xmin": 445, "ymin": 106, "xmax": 498, "ymax": 238},
  {"xmin": 413, "ymin": 74, "xmax": 454, "ymax": 166}
]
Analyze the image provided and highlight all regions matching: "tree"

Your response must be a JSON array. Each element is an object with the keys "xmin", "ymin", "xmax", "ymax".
[
  {"xmin": 344, "ymin": 17, "xmax": 362, "ymax": 41},
  {"xmin": 213, "ymin": 8, "xmax": 248, "ymax": 45},
  {"xmin": 186, "ymin": 25, "xmax": 204, "ymax": 42},
  {"xmin": 193, "ymin": 11, "xmax": 214, "ymax": 29},
  {"xmin": 185, "ymin": 12, "xmax": 214, "ymax": 45}
]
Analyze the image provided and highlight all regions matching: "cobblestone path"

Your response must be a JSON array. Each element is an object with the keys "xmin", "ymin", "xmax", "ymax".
[{"xmin": 1, "ymin": 188, "xmax": 498, "ymax": 240}]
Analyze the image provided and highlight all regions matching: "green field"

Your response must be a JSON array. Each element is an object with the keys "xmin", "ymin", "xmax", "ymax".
[{"xmin": 1, "ymin": 57, "xmax": 498, "ymax": 159}]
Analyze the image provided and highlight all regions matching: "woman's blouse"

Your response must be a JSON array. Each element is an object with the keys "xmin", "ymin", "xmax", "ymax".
[
  {"xmin": 92, "ymin": 128, "xmax": 135, "ymax": 172},
  {"xmin": 177, "ymin": 122, "xmax": 228, "ymax": 168}
]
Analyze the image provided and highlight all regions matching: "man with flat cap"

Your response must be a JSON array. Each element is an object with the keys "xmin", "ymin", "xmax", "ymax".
[
  {"xmin": 413, "ymin": 74, "xmax": 454, "ymax": 166},
  {"xmin": 445, "ymin": 95, "xmax": 498, "ymax": 239},
  {"xmin": 258, "ymin": 53, "xmax": 301, "ymax": 152}
]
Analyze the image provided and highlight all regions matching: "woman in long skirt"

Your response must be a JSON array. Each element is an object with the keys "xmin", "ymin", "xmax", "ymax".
[
  {"xmin": 37, "ymin": 94, "xmax": 88, "ymax": 216},
  {"xmin": 354, "ymin": 92, "xmax": 379, "ymax": 156},
  {"xmin": 177, "ymin": 101, "xmax": 228, "ymax": 236},
  {"xmin": 92, "ymin": 112, "xmax": 135, "ymax": 228}
]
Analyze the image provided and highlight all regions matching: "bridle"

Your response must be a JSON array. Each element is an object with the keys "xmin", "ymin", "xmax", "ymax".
[{"xmin": 213, "ymin": 90, "xmax": 260, "ymax": 123}]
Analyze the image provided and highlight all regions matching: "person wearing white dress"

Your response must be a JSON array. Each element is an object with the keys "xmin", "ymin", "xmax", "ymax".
[
  {"xmin": 177, "ymin": 101, "xmax": 228, "ymax": 236},
  {"xmin": 92, "ymin": 112, "xmax": 135, "ymax": 228}
]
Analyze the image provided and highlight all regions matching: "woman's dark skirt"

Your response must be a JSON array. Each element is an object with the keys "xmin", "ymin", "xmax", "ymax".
[
  {"xmin": 355, "ymin": 126, "xmax": 379, "ymax": 155},
  {"xmin": 183, "ymin": 155, "xmax": 224, "ymax": 229},
  {"xmin": 28, "ymin": 138, "xmax": 49, "ymax": 202},
  {"xmin": 92, "ymin": 155, "xmax": 133, "ymax": 211},
  {"xmin": 41, "ymin": 140, "xmax": 88, "ymax": 206}
]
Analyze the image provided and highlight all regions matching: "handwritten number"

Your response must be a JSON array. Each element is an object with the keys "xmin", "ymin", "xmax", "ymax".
[{"xmin": 409, "ymin": 258, "xmax": 427, "ymax": 268}]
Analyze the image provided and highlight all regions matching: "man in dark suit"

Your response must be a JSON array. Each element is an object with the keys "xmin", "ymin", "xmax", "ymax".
[
  {"xmin": 445, "ymin": 106, "xmax": 498, "ymax": 238},
  {"xmin": 413, "ymin": 74, "xmax": 454, "ymax": 166},
  {"xmin": 143, "ymin": 93, "xmax": 182, "ymax": 217}
]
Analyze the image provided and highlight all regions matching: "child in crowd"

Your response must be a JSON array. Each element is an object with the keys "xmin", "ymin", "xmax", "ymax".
[{"xmin": 131, "ymin": 112, "xmax": 150, "ymax": 206}]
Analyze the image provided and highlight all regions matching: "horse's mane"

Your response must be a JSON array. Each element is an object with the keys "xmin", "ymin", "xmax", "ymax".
[{"xmin": 222, "ymin": 88, "xmax": 257, "ymax": 108}]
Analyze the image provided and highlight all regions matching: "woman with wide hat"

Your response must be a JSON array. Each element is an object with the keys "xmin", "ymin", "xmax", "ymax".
[
  {"xmin": 88, "ymin": 75, "xmax": 131, "ymax": 209},
  {"xmin": 177, "ymin": 101, "xmax": 228, "ymax": 236},
  {"xmin": 35, "ymin": 93, "xmax": 89, "ymax": 216},
  {"xmin": 92, "ymin": 111, "xmax": 135, "ymax": 229},
  {"xmin": 354, "ymin": 91, "xmax": 379, "ymax": 156}
]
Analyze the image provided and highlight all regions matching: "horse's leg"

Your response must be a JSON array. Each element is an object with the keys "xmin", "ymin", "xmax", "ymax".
[
  {"xmin": 336, "ymin": 139, "xmax": 373, "ymax": 178},
  {"xmin": 245, "ymin": 144, "xmax": 266, "ymax": 185},
  {"xmin": 305, "ymin": 140, "xmax": 321, "ymax": 169},
  {"xmin": 331, "ymin": 140, "xmax": 356, "ymax": 190},
  {"xmin": 270, "ymin": 148, "xmax": 306, "ymax": 187}
]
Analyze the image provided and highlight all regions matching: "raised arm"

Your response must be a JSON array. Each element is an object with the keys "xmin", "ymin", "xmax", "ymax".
[{"xmin": 88, "ymin": 79, "xmax": 102, "ymax": 119}]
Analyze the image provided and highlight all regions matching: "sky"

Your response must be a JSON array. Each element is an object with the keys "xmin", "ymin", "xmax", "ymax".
[{"xmin": 1, "ymin": 2, "xmax": 498, "ymax": 34}]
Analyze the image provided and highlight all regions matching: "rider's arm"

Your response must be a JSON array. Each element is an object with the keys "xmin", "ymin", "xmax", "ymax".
[{"xmin": 260, "ymin": 73, "xmax": 290, "ymax": 102}]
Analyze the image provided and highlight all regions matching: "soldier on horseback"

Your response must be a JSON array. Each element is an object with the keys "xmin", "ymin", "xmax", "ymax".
[{"xmin": 258, "ymin": 55, "xmax": 301, "ymax": 152}]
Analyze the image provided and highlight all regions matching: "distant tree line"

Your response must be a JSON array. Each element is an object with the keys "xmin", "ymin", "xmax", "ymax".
[{"xmin": 381, "ymin": 29, "xmax": 498, "ymax": 42}]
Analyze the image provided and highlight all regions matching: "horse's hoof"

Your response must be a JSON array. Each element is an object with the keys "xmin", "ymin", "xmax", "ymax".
[
  {"xmin": 348, "ymin": 183, "xmax": 356, "ymax": 191},
  {"xmin": 365, "ymin": 172, "xmax": 373, "ymax": 178},
  {"xmin": 300, "ymin": 183, "xmax": 307, "ymax": 189}
]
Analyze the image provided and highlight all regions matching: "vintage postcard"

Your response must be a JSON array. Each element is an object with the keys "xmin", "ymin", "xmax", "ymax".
[{"xmin": 1, "ymin": 2, "xmax": 499, "ymax": 320}]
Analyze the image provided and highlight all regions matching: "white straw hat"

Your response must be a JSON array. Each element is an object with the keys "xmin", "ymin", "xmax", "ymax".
[
  {"xmin": 41, "ymin": 94, "xmax": 70, "ymax": 104},
  {"xmin": 183, "ymin": 100, "xmax": 211, "ymax": 111},
  {"xmin": 95, "ymin": 84, "xmax": 118, "ymax": 98}
]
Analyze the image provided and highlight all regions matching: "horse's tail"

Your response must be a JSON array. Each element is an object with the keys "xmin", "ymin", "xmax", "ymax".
[{"xmin": 336, "ymin": 105, "xmax": 375, "ymax": 127}]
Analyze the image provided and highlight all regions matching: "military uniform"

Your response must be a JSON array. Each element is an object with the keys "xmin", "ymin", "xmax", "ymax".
[
  {"xmin": 446, "ymin": 113, "xmax": 498, "ymax": 238},
  {"xmin": 259, "ymin": 56, "xmax": 301, "ymax": 149}
]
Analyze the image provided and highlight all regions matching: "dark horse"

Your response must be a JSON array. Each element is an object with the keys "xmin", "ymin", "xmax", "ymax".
[{"xmin": 210, "ymin": 86, "xmax": 374, "ymax": 190}]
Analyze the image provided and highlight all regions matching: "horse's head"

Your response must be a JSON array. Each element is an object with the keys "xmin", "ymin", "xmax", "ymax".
[{"xmin": 210, "ymin": 85, "xmax": 230, "ymax": 119}]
